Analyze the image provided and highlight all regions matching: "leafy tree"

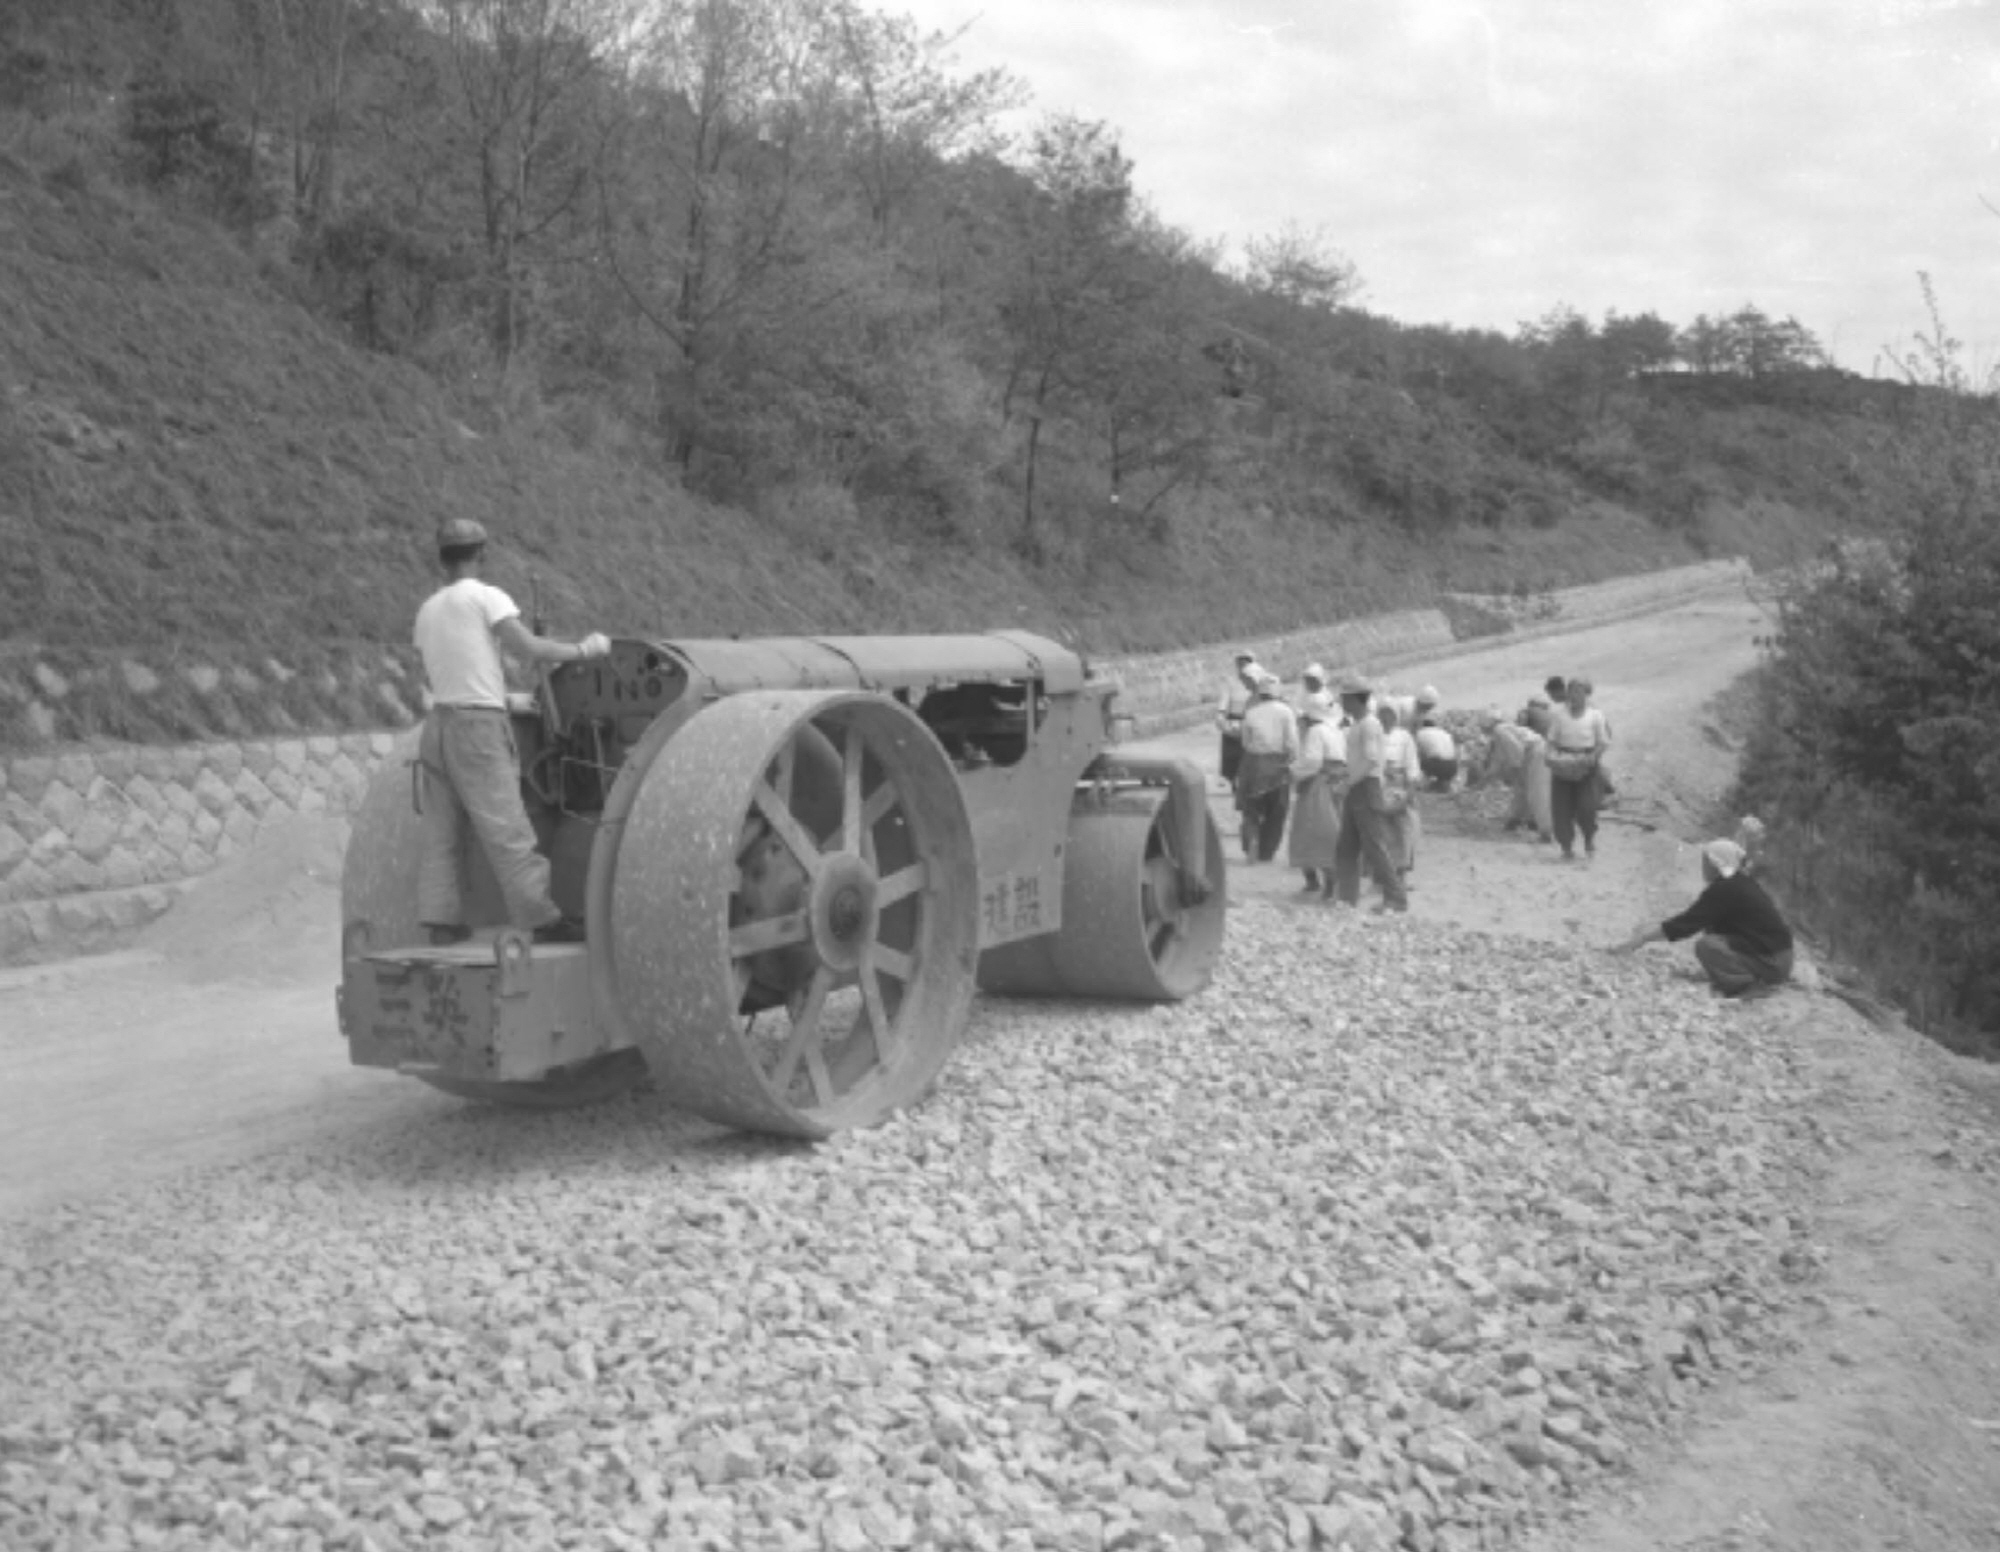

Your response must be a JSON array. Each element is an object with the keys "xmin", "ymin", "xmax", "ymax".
[
  {"xmin": 1599, "ymin": 309, "xmax": 1678, "ymax": 377},
  {"xmin": 1679, "ymin": 305, "xmax": 1826, "ymax": 378},
  {"xmin": 1737, "ymin": 362, "xmax": 2000, "ymax": 1044},
  {"xmin": 1242, "ymin": 221, "xmax": 1359, "ymax": 313},
  {"xmin": 818, "ymin": 4, "xmax": 1022, "ymax": 241},
  {"xmin": 419, "ymin": 0, "xmax": 629, "ymax": 363}
]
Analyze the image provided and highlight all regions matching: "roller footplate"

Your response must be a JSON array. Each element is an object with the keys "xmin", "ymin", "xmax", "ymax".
[{"xmin": 339, "ymin": 936, "xmax": 608, "ymax": 1083}]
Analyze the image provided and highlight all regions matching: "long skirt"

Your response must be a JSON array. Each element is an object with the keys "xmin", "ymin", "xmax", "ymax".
[
  {"xmin": 1387, "ymin": 801, "xmax": 1421, "ymax": 873},
  {"xmin": 1288, "ymin": 772, "xmax": 1342, "ymax": 869}
]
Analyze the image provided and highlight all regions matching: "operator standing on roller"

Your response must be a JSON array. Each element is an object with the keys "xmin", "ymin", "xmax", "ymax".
[{"xmin": 413, "ymin": 518, "xmax": 612, "ymax": 946}]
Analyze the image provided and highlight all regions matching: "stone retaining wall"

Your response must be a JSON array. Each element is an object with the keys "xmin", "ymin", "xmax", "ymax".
[
  {"xmin": 0, "ymin": 734, "xmax": 391, "ymax": 961},
  {"xmin": 0, "ymin": 559, "xmax": 1753, "ymax": 963}
]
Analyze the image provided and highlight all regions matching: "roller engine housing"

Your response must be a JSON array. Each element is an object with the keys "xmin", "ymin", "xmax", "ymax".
[{"xmin": 337, "ymin": 631, "xmax": 1226, "ymax": 1137}]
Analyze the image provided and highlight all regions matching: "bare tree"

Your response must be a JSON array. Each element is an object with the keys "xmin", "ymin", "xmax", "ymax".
[{"xmin": 420, "ymin": 0, "xmax": 632, "ymax": 364}]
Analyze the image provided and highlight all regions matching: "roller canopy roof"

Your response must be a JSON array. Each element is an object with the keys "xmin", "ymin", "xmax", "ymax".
[{"xmin": 659, "ymin": 631, "xmax": 1088, "ymax": 696}]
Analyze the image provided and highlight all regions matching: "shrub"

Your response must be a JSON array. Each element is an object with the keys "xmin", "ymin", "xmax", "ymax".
[{"xmin": 1733, "ymin": 392, "xmax": 2000, "ymax": 1051}]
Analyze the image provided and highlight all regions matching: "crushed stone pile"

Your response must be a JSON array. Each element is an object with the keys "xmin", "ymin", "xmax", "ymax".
[{"xmin": 0, "ymin": 906, "xmax": 1831, "ymax": 1552}]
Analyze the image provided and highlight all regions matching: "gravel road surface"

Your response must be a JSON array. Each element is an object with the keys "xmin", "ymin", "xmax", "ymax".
[{"xmin": 4, "ymin": 594, "xmax": 1999, "ymax": 1552}]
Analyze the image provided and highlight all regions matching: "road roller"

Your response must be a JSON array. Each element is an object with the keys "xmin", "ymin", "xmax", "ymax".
[{"xmin": 337, "ymin": 632, "xmax": 1227, "ymax": 1137}]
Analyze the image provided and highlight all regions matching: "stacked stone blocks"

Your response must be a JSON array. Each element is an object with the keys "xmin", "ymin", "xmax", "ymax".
[{"xmin": 0, "ymin": 732, "xmax": 395, "ymax": 960}]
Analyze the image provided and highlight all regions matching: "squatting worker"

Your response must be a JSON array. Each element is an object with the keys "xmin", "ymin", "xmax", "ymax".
[
  {"xmin": 1609, "ymin": 839, "xmax": 1794, "ymax": 999},
  {"xmin": 1234, "ymin": 670, "xmax": 1300, "ymax": 863},
  {"xmin": 1413, "ymin": 688, "xmax": 1459, "ymax": 791},
  {"xmin": 413, "ymin": 518, "xmax": 612, "ymax": 946},
  {"xmin": 1216, "ymin": 650, "xmax": 1259, "ymax": 786}
]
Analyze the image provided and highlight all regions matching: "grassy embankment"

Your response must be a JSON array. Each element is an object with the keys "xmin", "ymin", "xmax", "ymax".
[{"xmin": 0, "ymin": 142, "xmax": 1872, "ymax": 749}]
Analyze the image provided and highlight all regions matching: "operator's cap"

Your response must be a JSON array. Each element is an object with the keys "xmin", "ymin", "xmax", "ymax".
[{"xmin": 437, "ymin": 517, "xmax": 489, "ymax": 551}]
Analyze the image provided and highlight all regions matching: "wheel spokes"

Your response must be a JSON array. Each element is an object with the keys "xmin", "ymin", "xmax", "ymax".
[
  {"xmin": 753, "ymin": 776, "xmax": 826, "ymax": 882},
  {"xmin": 839, "ymin": 724, "xmax": 866, "ymax": 856},
  {"xmin": 729, "ymin": 910, "xmax": 809, "ymax": 958},
  {"xmin": 770, "ymin": 966, "xmax": 836, "ymax": 1099},
  {"xmin": 869, "ymin": 942, "xmax": 915, "ymax": 983},
  {"xmin": 876, "ymin": 862, "xmax": 928, "ymax": 908},
  {"xmin": 733, "ymin": 714, "xmax": 933, "ymax": 1113}
]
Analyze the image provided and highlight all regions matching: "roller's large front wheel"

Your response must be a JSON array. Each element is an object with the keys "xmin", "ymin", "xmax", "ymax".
[{"xmin": 608, "ymin": 691, "xmax": 978, "ymax": 1137}]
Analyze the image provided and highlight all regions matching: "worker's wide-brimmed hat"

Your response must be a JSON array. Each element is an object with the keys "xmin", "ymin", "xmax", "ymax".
[
  {"xmin": 1254, "ymin": 668, "xmax": 1283, "ymax": 692},
  {"xmin": 1527, "ymin": 691, "xmax": 1552, "ymax": 708},
  {"xmin": 1337, "ymin": 673, "xmax": 1373, "ymax": 697},
  {"xmin": 1703, "ymin": 838, "xmax": 1745, "ymax": 878},
  {"xmin": 1302, "ymin": 690, "xmax": 1335, "ymax": 720},
  {"xmin": 1303, "ymin": 661, "xmax": 1327, "ymax": 682},
  {"xmin": 1417, "ymin": 684, "xmax": 1440, "ymax": 706},
  {"xmin": 437, "ymin": 517, "xmax": 489, "ymax": 550},
  {"xmin": 1233, "ymin": 648, "xmax": 1258, "ymax": 664}
]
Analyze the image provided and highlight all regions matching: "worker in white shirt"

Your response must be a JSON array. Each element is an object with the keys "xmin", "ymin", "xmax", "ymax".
[
  {"xmin": 1215, "ymin": 649, "xmax": 1259, "ymax": 787},
  {"xmin": 1234, "ymin": 670, "xmax": 1300, "ymax": 862},
  {"xmin": 414, "ymin": 518, "xmax": 612, "ymax": 945},
  {"xmin": 1329, "ymin": 674, "xmax": 1408, "ymax": 912}
]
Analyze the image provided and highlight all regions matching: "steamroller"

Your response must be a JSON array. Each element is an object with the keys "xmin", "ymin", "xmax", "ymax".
[{"xmin": 338, "ymin": 632, "xmax": 1227, "ymax": 1138}]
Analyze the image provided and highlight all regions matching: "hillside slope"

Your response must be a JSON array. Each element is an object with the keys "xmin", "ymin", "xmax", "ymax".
[{"xmin": 0, "ymin": 152, "xmax": 1846, "ymax": 748}]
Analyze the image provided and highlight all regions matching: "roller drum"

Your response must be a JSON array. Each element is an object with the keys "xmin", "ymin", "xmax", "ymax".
[{"xmin": 978, "ymin": 789, "xmax": 1227, "ymax": 1001}]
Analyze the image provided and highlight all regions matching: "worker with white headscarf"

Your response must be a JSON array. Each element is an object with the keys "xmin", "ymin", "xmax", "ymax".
[
  {"xmin": 1234, "ymin": 670, "xmax": 1300, "ymax": 863},
  {"xmin": 1288, "ymin": 690, "xmax": 1345, "ymax": 897},
  {"xmin": 1608, "ymin": 838, "xmax": 1795, "ymax": 998}
]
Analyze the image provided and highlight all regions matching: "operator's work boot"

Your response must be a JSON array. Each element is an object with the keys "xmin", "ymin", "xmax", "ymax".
[{"xmin": 533, "ymin": 916, "xmax": 588, "ymax": 945}]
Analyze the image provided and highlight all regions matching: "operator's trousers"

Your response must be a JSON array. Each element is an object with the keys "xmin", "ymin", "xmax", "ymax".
[{"xmin": 416, "ymin": 707, "xmax": 563, "ymax": 932}]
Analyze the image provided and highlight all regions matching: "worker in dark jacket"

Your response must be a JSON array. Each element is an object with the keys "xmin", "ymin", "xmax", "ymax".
[{"xmin": 1608, "ymin": 838, "xmax": 1794, "ymax": 997}]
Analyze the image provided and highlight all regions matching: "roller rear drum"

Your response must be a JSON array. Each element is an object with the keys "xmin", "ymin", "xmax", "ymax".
[{"xmin": 978, "ymin": 789, "xmax": 1227, "ymax": 1001}]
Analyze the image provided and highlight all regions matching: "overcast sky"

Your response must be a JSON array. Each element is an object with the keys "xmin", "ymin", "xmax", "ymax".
[{"xmin": 890, "ymin": 0, "xmax": 2000, "ymax": 378}]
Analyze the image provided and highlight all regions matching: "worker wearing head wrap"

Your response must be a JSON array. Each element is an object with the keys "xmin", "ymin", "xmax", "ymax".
[
  {"xmin": 1412, "ymin": 687, "xmax": 1458, "ymax": 790},
  {"xmin": 1376, "ymin": 699, "xmax": 1423, "ymax": 886},
  {"xmin": 1287, "ymin": 690, "xmax": 1345, "ymax": 896},
  {"xmin": 1609, "ymin": 838, "xmax": 1794, "ymax": 998},
  {"xmin": 413, "ymin": 518, "xmax": 612, "ymax": 946},
  {"xmin": 1545, "ymin": 674, "xmax": 1611, "ymax": 862},
  {"xmin": 1215, "ymin": 649, "xmax": 1260, "ymax": 787},
  {"xmin": 1234, "ymin": 670, "xmax": 1300, "ymax": 863}
]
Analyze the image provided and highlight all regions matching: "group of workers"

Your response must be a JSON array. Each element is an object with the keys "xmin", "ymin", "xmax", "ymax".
[
  {"xmin": 1216, "ymin": 648, "xmax": 1796, "ymax": 1000},
  {"xmin": 1217, "ymin": 651, "xmax": 1465, "ymax": 914},
  {"xmin": 402, "ymin": 518, "xmax": 1796, "ymax": 1007}
]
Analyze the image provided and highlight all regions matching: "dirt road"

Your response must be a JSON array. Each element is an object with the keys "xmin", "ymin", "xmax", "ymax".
[{"xmin": 5, "ymin": 592, "xmax": 1999, "ymax": 1549}]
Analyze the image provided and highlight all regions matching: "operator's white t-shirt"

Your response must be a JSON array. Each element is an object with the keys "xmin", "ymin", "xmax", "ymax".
[{"xmin": 413, "ymin": 578, "xmax": 519, "ymax": 709}]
